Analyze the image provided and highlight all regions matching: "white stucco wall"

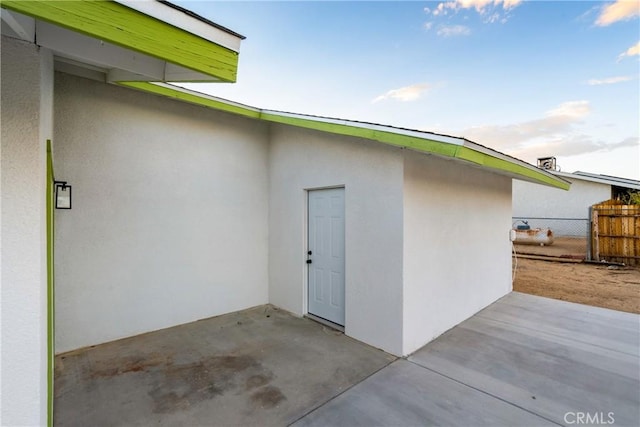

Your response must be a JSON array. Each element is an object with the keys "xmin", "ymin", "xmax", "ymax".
[
  {"xmin": 403, "ymin": 154, "xmax": 512, "ymax": 355},
  {"xmin": 53, "ymin": 73, "xmax": 270, "ymax": 353},
  {"xmin": 512, "ymin": 178, "xmax": 610, "ymax": 236},
  {"xmin": 268, "ymin": 125, "xmax": 405, "ymax": 355},
  {"xmin": 1, "ymin": 35, "xmax": 53, "ymax": 426}
]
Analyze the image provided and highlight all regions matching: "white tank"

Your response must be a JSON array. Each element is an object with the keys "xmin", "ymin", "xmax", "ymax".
[{"xmin": 513, "ymin": 228, "xmax": 554, "ymax": 246}]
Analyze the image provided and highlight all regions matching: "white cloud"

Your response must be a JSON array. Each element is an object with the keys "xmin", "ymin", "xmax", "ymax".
[
  {"xmin": 595, "ymin": 0, "xmax": 640, "ymax": 26},
  {"xmin": 513, "ymin": 135, "xmax": 639, "ymax": 160},
  {"xmin": 484, "ymin": 12, "xmax": 502, "ymax": 24},
  {"xmin": 502, "ymin": 0, "xmax": 522, "ymax": 9},
  {"xmin": 458, "ymin": 0, "xmax": 518, "ymax": 14},
  {"xmin": 587, "ymin": 75, "xmax": 634, "ymax": 85},
  {"xmin": 545, "ymin": 100, "xmax": 591, "ymax": 119},
  {"xmin": 457, "ymin": 100, "xmax": 638, "ymax": 162},
  {"xmin": 437, "ymin": 25, "xmax": 471, "ymax": 37},
  {"xmin": 618, "ymin": 41, "xmax": 640, "ymax": 61},
  {"xmin": 425, "ymin": 0, "xmax": 522, "ymax": 23},
  {"xmin": 372, "ymin": 83, "xmax": 430, "ymax": 103},
  {"xmin": 424, "ymin": 21, "xmax": 434, "ymax": 30}
]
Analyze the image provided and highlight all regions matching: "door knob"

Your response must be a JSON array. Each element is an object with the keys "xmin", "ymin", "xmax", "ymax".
[{"xmin": 306, "ymin": 259, "xmax": 312, "ymax": 264}]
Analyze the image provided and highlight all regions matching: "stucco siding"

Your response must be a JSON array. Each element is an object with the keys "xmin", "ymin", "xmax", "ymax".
[
  {"xmin": 53, "ymin": 73, "xmax": 270, "ymax": 353},
  {"xmin": 513, "ymin": 178, "xmax": 610, "ymax": 236},
  {"xmin": 268, "ymin": 124, "xmax": 405, "ymax": 355},
  {"xmin": 402, "ymin": 153, "xmax": 512, "ymax": 355},
  {"xmin": 0, "ymin": 35, "xmax": 53, "ymax": 426}
]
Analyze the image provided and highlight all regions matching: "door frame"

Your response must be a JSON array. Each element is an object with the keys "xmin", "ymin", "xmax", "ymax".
[{"xmin": 303, "ymin": 185, "xmax": 346, "ymax": 329}]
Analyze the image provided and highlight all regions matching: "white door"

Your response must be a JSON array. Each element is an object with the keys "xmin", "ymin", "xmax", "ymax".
[{"xmin": 308, "ymin": 188, "xmax": 345, "ymax": 326}]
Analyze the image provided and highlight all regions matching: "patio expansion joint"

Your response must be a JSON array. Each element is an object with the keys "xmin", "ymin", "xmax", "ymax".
[
  {"xmin": 405, "ymin": 359, "xmax": 564, "ymax": 427},
  {"xmin": 475, "ymin": 312, "xmax": 639, "ymax": 358},
  {"xmin": 285, "ymin": 358, "xmax": 397, "ymax": 426}
]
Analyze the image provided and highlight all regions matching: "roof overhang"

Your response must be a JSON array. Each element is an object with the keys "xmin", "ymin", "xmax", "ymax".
[
  {"xmin": 551, "ymin": 171, "xmax": 640, "ymax": 190},
  {"xmin": 0, "ymin": 0, "xmax": 243, "ymax": 83},
  {"xmin": 118, "ymin": 82, "xmax": 570, "ymax": 191},
  {"xmin": 0, "ymin": 1, "xmax": 568, "ymax": 191}
]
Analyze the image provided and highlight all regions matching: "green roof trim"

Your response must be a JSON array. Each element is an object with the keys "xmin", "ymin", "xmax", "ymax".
[
  {"xmin": 260, "ymin": 113, "xmax": 460, "ymax": 158},
  {"xmin": 259, "ymin": 115, "xmax": 568, "ymax": 189},
  {"xmin": 119, "ymin": 82, "xmax": 260, "ymax": 119},
  {"xmin": 118, "ymin": 82, "xmax": 569, "ymax": 190},
  {"xmin": 1, "ymin": 0, "xmax": 239, "ymax": 82},
  {"xmin": 456, "ymin": 147, "xmax": 570, "ymax": 189}
]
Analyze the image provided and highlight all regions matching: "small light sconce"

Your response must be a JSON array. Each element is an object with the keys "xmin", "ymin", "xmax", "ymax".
[{"xmin": 54, "ymin": 181, "xmax": 72, "ymax": 209}]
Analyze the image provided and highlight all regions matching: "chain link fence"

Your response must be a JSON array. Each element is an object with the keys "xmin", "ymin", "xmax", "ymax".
[{"xmin": 512, "ymin": 217, "xmax": 589, "ymax": 238}]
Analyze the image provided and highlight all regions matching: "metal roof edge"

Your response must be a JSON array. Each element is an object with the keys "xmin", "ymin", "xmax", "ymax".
[
  {"xmin": 262, "ymin": 110, "xmax": 568, "ymax": 190},
  {"xmin": 461, "ymin": 139, "xmax": 570, "ymax": 189},
  {"xmin": 260, "ymin": 110, "xmax": 465, "ymax": 146},
  {"xmin": 118, "ymin": 82, "xmax": 260, "ymax": 118},
  {"xmin": 2, "ymin": 0, "xmax": 240, "ymax": 82},
  {"xmin": 551, "ymin": 170, "xmax": 640, "ymax": 190},
  {"xmin": 116, "ymin": 0, "xmax": 244, "ymax": 52},
  {"xmin": 156, "ymin": 1, "xmax": 245, "ymax": 40},
  {"xmin": 117, "ymin": 82, "xmax": 570, "ymax": 190}
]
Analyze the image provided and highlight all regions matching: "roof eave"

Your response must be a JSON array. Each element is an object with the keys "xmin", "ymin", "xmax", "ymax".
[
  {"xmin": 117, "ymin": 0, "xmax": 245, "ymax": 51},
  {"xmin": 260, "ymin": 110, "xmax": 570, "ymax": 190},
  {"xmin": 458, "ymin": 140, "xmax": 570, "ymax": 190},
  {"xmin": 551, "ymin": 170, "xmax": 640, "ymax": 190},
  {"xmin": 1, "ymin": 0, "xmax": 241, "ymax": 83},
  {"xmin": 117, "ymin": 82, "xmax": 570, "ymax": 190}
]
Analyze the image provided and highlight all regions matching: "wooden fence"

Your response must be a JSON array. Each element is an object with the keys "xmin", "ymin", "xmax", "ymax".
[{"xmin": 590, "ymin": 200, "xmax": 640, "ymax": 266}]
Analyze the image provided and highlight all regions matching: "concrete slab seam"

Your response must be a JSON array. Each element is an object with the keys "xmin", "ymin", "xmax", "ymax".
[
  {"xmin": 475, "ymin": 313, "xmax": 639, "ymax": 357},
  {"xmin": 405, "ymin": 359, "xmax": 564, "ymax": 426},
  {"xmin": 285, "ymin": 358, "xmax": 397, "ymax": 426}
]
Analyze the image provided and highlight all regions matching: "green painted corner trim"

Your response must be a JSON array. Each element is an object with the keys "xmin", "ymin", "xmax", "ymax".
[
  {"xmin": 46, "ymin": 140, "xmax": 55, "ymax": 427},
  {"xmin": 117, "ymin": 82, "xmax": 260, "ymax": 119},
  {"xmin": 1, "ymin": 0, "xmax": 239, "ymax": 82},
  {"xmin": 116, "ymin": 83, "xmax": 569, "ymax": 190}
]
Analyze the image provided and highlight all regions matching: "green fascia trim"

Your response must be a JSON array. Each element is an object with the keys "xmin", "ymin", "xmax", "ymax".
[
  {"xmin": 118, "ymin": 82, "xmax": 260, "ymax": 119},
  {"xmin": 1, "ymin": 0, "xmax": 239, "ymax": 82},
  {"xmin": 46, "ymin": 140, "xmax": 55, "ymax": 427},
  {"xmin": 259, "ymin": 115, "xmax": 568, "ymax": 189},
  {"xmin": 260, "ymin": 113, "xmax": 460, "ymax": 158},
  {"xmin": 455, "ymin": 147, "xmax": 570, "ymax": 190},
  {"xmin": 117, "ymin": 83, "xmax": 569, "ymax": 190},
  {"xmin": 119, "ymin": 82, "xmax": 455, "ymax": 157}
]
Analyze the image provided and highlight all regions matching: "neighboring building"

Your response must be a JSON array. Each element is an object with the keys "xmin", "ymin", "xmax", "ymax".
[
  {"xmin": 0, "ymin": 1, "xmax": 568, "ymax": 425},
  {"xmin": 513, "ymin": 161, "xmax": 640, "ymax": 237}
]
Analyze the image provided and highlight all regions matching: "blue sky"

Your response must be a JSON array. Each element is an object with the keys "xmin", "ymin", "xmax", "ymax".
[{"xmin": 176, "ymin": 1, "xmax": 639, "ymax": 179}]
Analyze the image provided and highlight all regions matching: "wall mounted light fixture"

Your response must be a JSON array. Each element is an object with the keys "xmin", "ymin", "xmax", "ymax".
[{"xmin": 54, "ymin": 181, "xmax": 72, "ymax": 209}]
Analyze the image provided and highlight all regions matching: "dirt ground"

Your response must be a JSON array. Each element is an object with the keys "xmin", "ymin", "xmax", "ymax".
[
  {"xmin": 513, "ymin": 236, "xmax": 587, "ymax": 259},
  {"xmin": 512, "ymin": 237, "xmax": 640, "ymax": 314}
]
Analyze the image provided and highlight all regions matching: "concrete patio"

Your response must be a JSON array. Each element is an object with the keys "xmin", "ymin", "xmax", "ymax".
[{"xmin": 55, "ymin": 292, "xmax": 640, "ymax": 426}]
